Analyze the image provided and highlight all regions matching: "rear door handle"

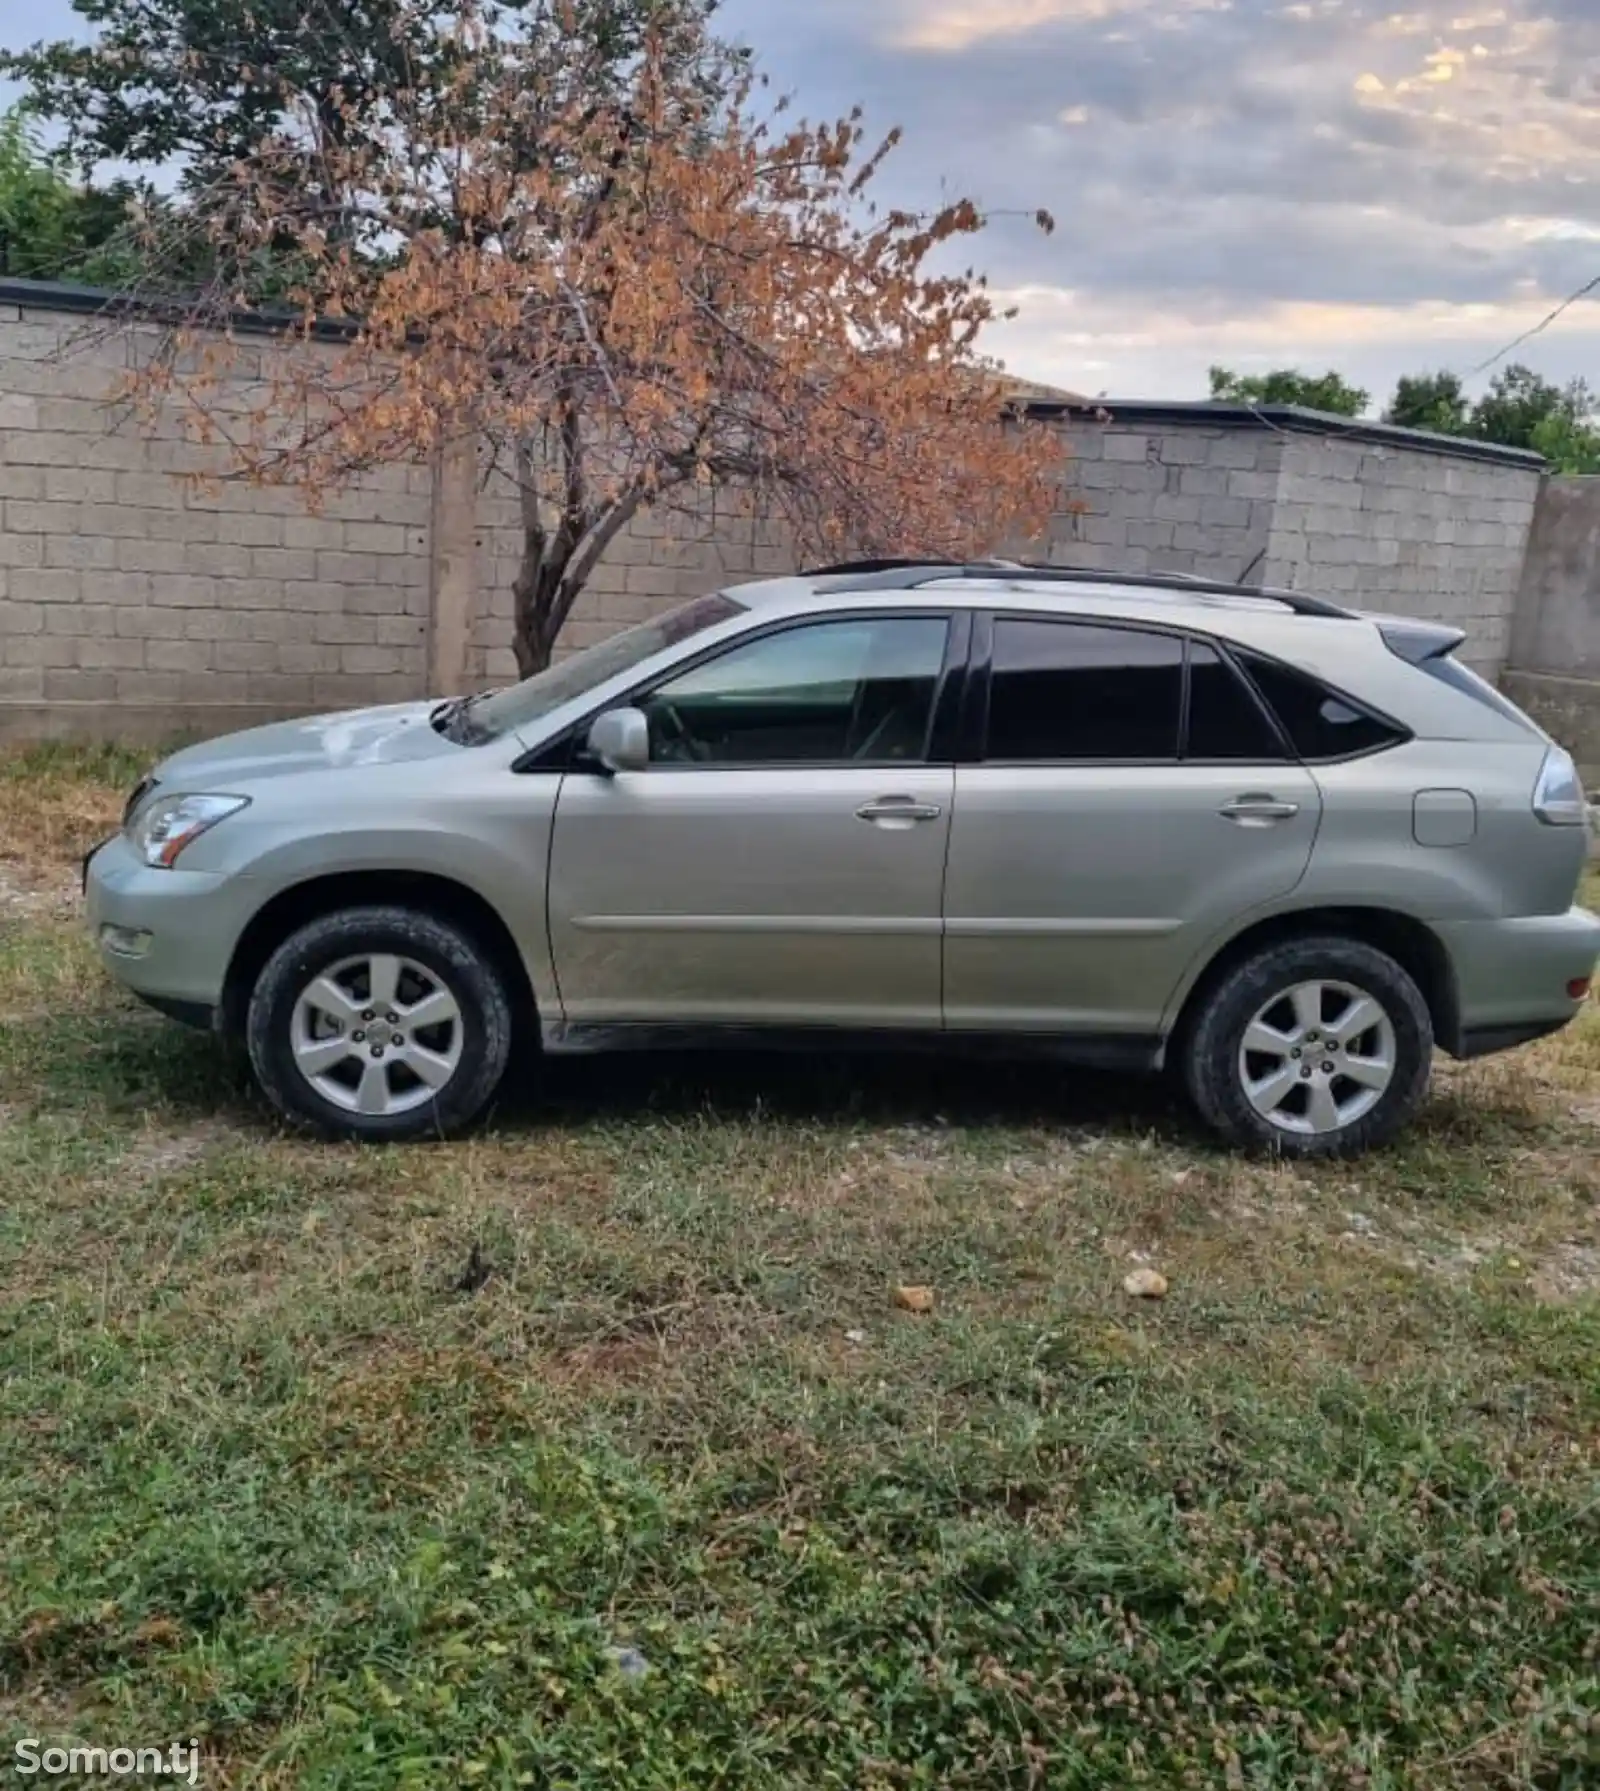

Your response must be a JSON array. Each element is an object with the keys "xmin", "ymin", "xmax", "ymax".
[
  {"xmin": 857, "ymin": 796, "xmax": 944, "ymax": 826},
  {"xmin": 1220, "ymin": 796, "xmax": 1301, "ymax": 825}
]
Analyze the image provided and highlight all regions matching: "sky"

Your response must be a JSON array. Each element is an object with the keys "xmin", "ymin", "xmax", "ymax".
[{"xmin": 5, "ymin": 0, "xmax": 1599, "ymax": 410}]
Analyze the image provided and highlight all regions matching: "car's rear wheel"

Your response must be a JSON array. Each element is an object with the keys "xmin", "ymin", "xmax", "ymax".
[
  {"xmin": 1184, "ymin": 936, "xmax": 1433, "ymax": 1158},
  {"xmin": 247, "ymin": 905, "xmax": 513, "ymax": 1141}
]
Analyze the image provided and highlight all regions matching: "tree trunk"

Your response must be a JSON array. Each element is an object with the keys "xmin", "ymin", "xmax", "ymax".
[
  {"xmin": 507, "ymin": 482, "xmax": 652, "ymax": 677},
  {"xmin": 510, "ymin": 530, "xmax": 570, "ymax": 677}
]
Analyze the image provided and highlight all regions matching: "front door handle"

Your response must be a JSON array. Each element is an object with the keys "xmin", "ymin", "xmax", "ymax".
[
  {"xmin": 1220, "ymin": 795, "xmax": 1301, "ymax": 825},
  {"xmin": 857, "ymin": 795, "xmax": 944, "ymax": 827}
]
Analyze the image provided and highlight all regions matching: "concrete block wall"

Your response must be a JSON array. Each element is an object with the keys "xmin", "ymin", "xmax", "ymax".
[
  {"xmin": 0, "ymin": 302, "xmax": 433, "ymax": 740},
  {"xmin": 1042, "ymin": 418, "xmax": 1284, "ymax": 586},
  {"xmin": 1505, "ymin": 476, "xmax": 1600, "ymax": 779},
  {"xmin": 1263, "ymin": 435, "xmax": 1541, "ymax": 673},
  {"xmin": 0, "ymin": 281, "xmax": 1565, "ymax": 739}
]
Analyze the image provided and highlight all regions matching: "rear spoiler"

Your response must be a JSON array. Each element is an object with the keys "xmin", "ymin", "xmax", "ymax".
[{"xmin": 1379, "ymin": 620, "xmax": 1467, "ymax": 665}]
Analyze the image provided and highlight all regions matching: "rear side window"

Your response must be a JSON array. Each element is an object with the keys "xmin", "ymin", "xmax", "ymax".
[
  {"xmin": 987, "ymin": 620, "xmax": 1182, "ymax": 761},
  {"xmin": 1185, "ymin": 643, "xmax": 1287, "ymax": 760},
  {"xmin": 1236, "ymin": 652, "xmax": 1406, "ymax": 761}
]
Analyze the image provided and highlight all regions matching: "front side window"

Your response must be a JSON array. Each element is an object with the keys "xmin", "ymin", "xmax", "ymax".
[
  {"xmin": 985, "ymin": 619, "xmax": 1183, "ymax": 761},
  {"xmin": 640, "ymin": 616, "xmax": 949, "ymax": 765}
]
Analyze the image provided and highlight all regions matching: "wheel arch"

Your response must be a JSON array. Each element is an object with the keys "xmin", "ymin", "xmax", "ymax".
[
  {"xmin": 1167, "ymin": 906, "xmax": 1461, "ymax": 1062},
  {"xmin": 221, "ymin": 870, "xmax": 539, "ymax": 1045}
]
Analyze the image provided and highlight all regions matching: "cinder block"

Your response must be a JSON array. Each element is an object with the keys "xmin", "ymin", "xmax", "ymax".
[
  {"xmin": 45, "ymin": 602, "xmax": 110, "ymax": 634},
  {"xmin": 313, "ymin": 614, "xmax": 378, "ymax": 646},
  {"xmin": 114, "ymin": 605, "xmax": 183, "ymax": 639},
  {"xmin": 215, "ymin": 640, "xmax": 280, "ymax": 673},
  {"xmin": 1179, "ymin": 467, "xmax": 1229, "ymax": 498},
  {"xmin": 1207, "ymin": 497, "xmax": 1252, "ymax": 531},
  {"xmin": 45, "ymin": 534, "xmax": 117, "ymax": 571},
  {"xmin": 251, "ymin": 547, "xmax": 317, "ymax": 581},
  {"xmin": 1209, "ymin": 435, "xmax": 1265, "ymax": 470},
  {"xmin": 44, "ymin": 469, "xmax": 118, "ymax": 503},
  {"xmin": 183, "ymin": 543, "xmax": 250, "ymax": 577},
  {"xmin": 0, "ymin": 465, "xmax": 46, "ymax": 500},
  {"xmin": 145, "ymin": 508, "xmax": 218, "ymax": 544},
  {"xmin": 10, "ymin": 567, "xmax": 80, "ymax": 603},
  {"xmin": 344, "ymin": 522, "xmax": 412, "ymax": 555},
  {"xmin": 245, "ymin": 673, "xmax": 317, "ymax": 706},
  {"xmin": 147, "ymin": 638, "xmax": 214, "ymax": 673},
  {"xmin": 76, "ymin": 636, "xmax": 146, "ymax": 670},
  {"xmin": 114, "ymin": 472, "xmax": 186, "ymax": 510},
  {"xmin": 0, "ymin": 600, "xmax": 43, "ymax": 635},
  {"xmin": 341, "ymin": 644, "xmax": 402, "ymax": 674},
  {"xmin": 280, "ymin": 516, "xmax": 344, "ymax": 552},
  {"xmin": 1103, "ymin": 432, "xmax": 1151, "ymax": 463},
  {"xmin": 315, "ymin": 550, "xmax": 378, "ymax": 584},
  {"xmin": 4, "ymin": 499, "xmax": 80, "ymax": 535},
  {"xmin": 113, "ymin": 671, "xmax": 184, "ymax": 704},
  {"xmin": 213, "ymin": 512, "xmax": 284, "ymax": 548},
  {"xmin": 116, "ymin": 538, "xmax": 186, "ymax": 575},
  {"xmin": 0, "ymin": 665, "xmax": 45, "ymax": 700},
  {"xmin": 4, "ymin": 633, "xmax": 76, "ymax": 668},
  {"xmin": 45, "ymin": 669, "xmax": 116, "ymax": 701},
  {"xmin": 1153, "ymin": 494, "xmax": 1202, "ymax": 524},
  {"xmin": 1157, "ymin": 433, "xmax": 1219, "ymax": 466},
  {"xmin": 158, "ymin": 575, "xmax": 219, "ymax": 609}
]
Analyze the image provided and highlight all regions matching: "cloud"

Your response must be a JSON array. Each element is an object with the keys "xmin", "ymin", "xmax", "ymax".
[
  {"xmin": 7, "ymin": 0, "xmax": 1598, "ymax": 402},
  {"xmin": 720, "ymin": 0, "xmax": 1600, "ymax": 398}
]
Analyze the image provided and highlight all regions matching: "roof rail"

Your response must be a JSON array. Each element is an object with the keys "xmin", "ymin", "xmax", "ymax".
[{"xmin": 808, "ymin": 559, "xmax": 1354, "ymax": 620}]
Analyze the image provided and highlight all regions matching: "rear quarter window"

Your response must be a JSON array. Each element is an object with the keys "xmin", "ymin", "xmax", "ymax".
[{"xmin": 1235, "ymin": 651, "xmax": 1408, "ymax": 761}]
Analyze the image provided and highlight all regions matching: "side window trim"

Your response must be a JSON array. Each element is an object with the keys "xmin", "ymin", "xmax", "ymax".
[{"xmin": 973, "ymin": 611, "xmax": 1187, "ymax": 767}]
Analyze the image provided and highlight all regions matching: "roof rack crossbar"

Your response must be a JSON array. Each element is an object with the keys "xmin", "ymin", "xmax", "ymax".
[{"xmin": 808, "ymin": 559, "xmax": 1353, "ymax": 619}]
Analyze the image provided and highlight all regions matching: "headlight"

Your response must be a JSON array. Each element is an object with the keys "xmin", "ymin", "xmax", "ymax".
[{"xmin": 126, "ymin": 793, "xmax": 251, "ymax": 868}]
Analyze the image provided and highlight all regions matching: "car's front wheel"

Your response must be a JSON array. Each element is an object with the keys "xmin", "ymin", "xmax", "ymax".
[
  {"xmin": 246, "ymin": 906, "xmax": 514, "ymax": 1142},
  {"xmin": 1184, "ymin": 935, "xmax": 1433, "ymax": 1158}
]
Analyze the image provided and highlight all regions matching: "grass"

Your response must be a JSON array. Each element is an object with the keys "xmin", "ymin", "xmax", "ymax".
[{"xmin": 1, "ymin": 745, "xmax": 1597, "ymax": 1789}]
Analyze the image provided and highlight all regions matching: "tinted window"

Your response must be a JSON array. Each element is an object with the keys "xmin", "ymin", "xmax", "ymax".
[
  {"xmin": 986, "ymin": 620, "xmax": 1182, "ymax": 761},
  {"xmin": 1238, "ymin": 652, "xmax": 1405, "ymax": 760},
  {"xmin": 642, "ymin": 616, "xmax": 948, "ymax": 765},
  {"xmin": 1185, "ymin": 642, "xmax": 1286, "ymax": 760}
]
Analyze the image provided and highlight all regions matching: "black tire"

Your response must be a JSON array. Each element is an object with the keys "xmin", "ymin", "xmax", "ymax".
[
  {"xmin": 1183, "ymin": 935, "xmax": 1433, "ymax": 1159},
  {"xmin": 246, "ymin": 905, "xmax": 514, "ymax": 1142}
]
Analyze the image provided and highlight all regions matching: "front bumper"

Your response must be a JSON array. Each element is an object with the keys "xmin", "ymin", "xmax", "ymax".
[
  {"xmin": 1437, "ymin": 905, "xmax": 1600, "ymax": 1058},
  {"xmin": 83, "ymin": 832, "xmax": 247, "ymax": 1020}
]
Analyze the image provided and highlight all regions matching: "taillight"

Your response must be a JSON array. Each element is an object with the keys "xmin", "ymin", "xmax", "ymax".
[{"xmin": 1532, "ymin": 747, "xmax": 1587, "ymax": 827}]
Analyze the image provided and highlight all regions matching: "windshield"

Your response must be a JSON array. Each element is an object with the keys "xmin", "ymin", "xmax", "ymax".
[{"xmin": 465, "ymin": 593, "xmax": 748, "ymax": 742}]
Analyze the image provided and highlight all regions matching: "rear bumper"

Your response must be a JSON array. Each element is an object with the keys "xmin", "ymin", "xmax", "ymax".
[{"xmin": 1436, "ymin": 905, "xmax": 1600, "ymax": 1059}]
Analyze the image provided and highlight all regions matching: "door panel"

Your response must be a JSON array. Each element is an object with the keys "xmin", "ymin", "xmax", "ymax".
[
  {"xmin": 548, "ymin": 767, "xmax": 953, "ymax": 1026},
  {"xmin": 943, "ymin": 764, "xmax": 1323, "ymax": 1033}
]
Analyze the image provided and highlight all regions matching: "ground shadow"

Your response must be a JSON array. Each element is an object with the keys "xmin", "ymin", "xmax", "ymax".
[{"xmin": 20, "ymin": 1005, "xmax": 1192, "ymax": 1144}]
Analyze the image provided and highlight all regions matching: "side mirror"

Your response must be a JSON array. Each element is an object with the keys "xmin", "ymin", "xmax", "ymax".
[{"xmin": 585, "ymin": 706, "xmax": 651, "ymax": 774}]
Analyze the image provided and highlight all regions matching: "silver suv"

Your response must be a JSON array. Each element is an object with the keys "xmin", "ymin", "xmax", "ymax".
[{"xmin": 85, "ymin": 561, "xmax": 1599, "ymax": 1158}]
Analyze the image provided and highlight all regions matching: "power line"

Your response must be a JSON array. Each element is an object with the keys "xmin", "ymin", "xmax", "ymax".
[{"xmin": 1468, "ymin": 270, "xmax": 1600, "ymax": 377}]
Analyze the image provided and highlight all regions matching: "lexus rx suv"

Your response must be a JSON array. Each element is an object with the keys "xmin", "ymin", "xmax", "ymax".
[{"xmin": 85, "ymin": 561, "xmax": 1599, "ymax": 1158}]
